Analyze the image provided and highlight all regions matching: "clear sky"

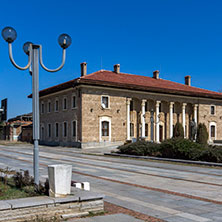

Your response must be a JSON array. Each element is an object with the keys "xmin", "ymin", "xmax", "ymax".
[{"xmin": 1, "ymin": 0, "xmax": 222, "ymax": 119}]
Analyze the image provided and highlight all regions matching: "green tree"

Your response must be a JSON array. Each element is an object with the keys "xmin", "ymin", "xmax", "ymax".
[
  {"xmin": 196, "ymin": 123, "xmax": 208, "ymax": 146},
  {"xmin": 173, "ymin": 122, "xmax": 184, "ymax": 138}
]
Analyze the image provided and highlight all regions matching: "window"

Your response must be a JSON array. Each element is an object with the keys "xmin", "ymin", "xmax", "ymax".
[
  {"xmin": 41, "ymin": 103, "xmax": 44, "ymax": 114},
  {"xmin": 55, "ymin": 123, "xmax": 59, "ymax": 138},
  {"xmin": 102, "ymin": 121, "xmax": 109, "ymax": 136},
  {"xmin": 72, "ymin": 96, "xmax": 76, "ymax": 108},
  {"xmin": 55, "ymin": 99, "xmax": 59, "ymax": 112},
  {"xmin": 211, "ymin": 125, "xmax": 215, "ymax": 137},
  {"xmin": 145, "ymin": 123, "xmax": 148, "ymax": 137},
  {"xmin": 41, "ymin": 127, "xmax": 44, "ymax": 140},
  {"xmin": 48, "ymin": 124, "xmax": 51, "ymax": 138},
  {"xmin": 72, "ymin": 121, "xmax": 77, "ymax": 137},
  {"xmin": 48, "ymin": 101, "xmax": 51, "ymax": 113},
  {"xmin": 130, "ymin": 101, "xmax": 133, "ymax": 111},
  {"xmin": 211, "ymin": 106, "xmax": 215, "ymax": 115},
  {"xmin": 63, "ymin": 122, "xmax": 67, "ymax": 137},
  {"xmin": 130, "ymin": 123, "xmax": 134, "ymax": 137},
  {"xmin": 101, "ymin": 96, "xmax": 109, "ymax": 108},
  {"xmin": 63, "ymin": 97, "xmax": 67, "ymax": 110}
]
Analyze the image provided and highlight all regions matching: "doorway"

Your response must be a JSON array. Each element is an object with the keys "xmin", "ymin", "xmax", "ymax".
[{"xmin": 159, "ymin": 125, "xmax": 163, "ymax": 142}]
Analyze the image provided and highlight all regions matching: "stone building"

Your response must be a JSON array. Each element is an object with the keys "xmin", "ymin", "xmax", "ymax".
[
  {"xmin": 35, "ymin": 63, "xmax": 222, "ymax": 148},
  {"xmin": 4, "ymin": 113, "xmax": 32, "ymax": 142}
]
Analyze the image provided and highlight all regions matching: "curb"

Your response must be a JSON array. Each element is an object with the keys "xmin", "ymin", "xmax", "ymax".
[{"xmin": 104, "ymin": 153, "xmax": 222, "ymax": 167}]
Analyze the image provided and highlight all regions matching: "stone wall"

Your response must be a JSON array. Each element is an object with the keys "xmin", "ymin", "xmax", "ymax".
[
  {"xmin": 198, "ymin": 100, "xmax": 222, "ymax": 141},
  {"xmin": 0, "ymin": 194, "xmax": 104, "ymax": 222},
  {"xmin": 39, "ymin": 88, "xmax": 81, "ymax": 147},
  {"xmin": 81, "ymin": 87, "xmax": 127, "ymax": 144},
  {"xmin": 81, "ymin": 86, "xmax": 202, "ymax": 143}
]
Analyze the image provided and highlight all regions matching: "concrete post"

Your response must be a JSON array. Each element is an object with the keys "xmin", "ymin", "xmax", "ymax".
[{"xmin": 48, "ymin": 164, "xmax": 72, "ymax": 197}]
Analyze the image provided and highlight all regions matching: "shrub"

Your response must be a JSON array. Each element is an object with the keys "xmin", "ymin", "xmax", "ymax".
[
  {"xmin": 196, "ymin": 123, "xmax": 208, "ymax": 146},
  {"xmin": 198, "ymin": 145, "xmax": 222, "ymax": 163},
  {"xmin": 12, "ymin": 170, "xmax": 49, "ymax": 195},
  {"xmin": 173, "ymin": 122, "xmax": 184, "ymax": 138},
  {"xmin": 117, "ymin": 138, "xmax": 222, "ymax": 163},
  {"xmin": 159, "ymin": 138, "xmax": 204, "ymax": 160},
  {"xmin": 36, "ymin": 179, "xmax": 49, "ymax": 195},
  {"xmin": 117, "ymin": 141, "xmax": 161, "ymax": 156}
]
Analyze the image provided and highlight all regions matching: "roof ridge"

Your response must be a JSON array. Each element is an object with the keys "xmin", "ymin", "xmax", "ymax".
[{"xmin": 80, "ymin": 70, "xmax": 103, "ymax": 78}]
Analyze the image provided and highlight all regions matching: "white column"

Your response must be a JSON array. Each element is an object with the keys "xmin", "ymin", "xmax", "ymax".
[
  {"xmin": 194, "ymin": 104, "xmax": 198, "ymax": 124},
  {"xmin": 169, "ymin": 102, "xmax": 174, "ymax": 138},
  {"xmin": 156, "ymin": 101, "xmax": 161, "ymax": 142},
  {"xmin": 126, "ymin": 98, "xmax": 131, "ymax": 140},
  {"xmin": 182, "ymin": 103, "xmax": 187, "ymax": 138},
  {"xmin": 141, "ymin": 100, "xmax": 146, "ymax": 138}
]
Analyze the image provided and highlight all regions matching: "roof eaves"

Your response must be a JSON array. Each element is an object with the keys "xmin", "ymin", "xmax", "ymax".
[
  {"xmin": 78, "ymin": 78, "xmax": 222, "ymax": 100},
  {"xmin": 28, "ymin": 78, "xmax": 80, "ymax": 98}
]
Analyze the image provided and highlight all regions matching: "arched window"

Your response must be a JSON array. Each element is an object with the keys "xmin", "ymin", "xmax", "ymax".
[
  {"xmin": 55, "ymin": 123, "xmax": 59, "ymax": 138},
  {"xmin": 63, "ymin": 122, "xmax": 67, "ymax": 137},
  {"xmin": 41, "ymin": 126, "xmax": 44, "ymax": 140},
  {"xmin": 102, "ymin": 121, "xmax": 109, "ymax": 136},
  {"xmin": 211, "ymin": 125, "xmax": 216, "ymax": 137},
  {"xmin": 210, "ymin": 106, "xmax": 215, "ymax": 115},
  {"xmin": 209, "ymin": 122, "xmax": 216, "ymax": 142}
]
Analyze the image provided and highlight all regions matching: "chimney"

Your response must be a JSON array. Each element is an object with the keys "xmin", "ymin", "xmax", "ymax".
[
  {"xmin": 153, "ymin": 70, "xmax": 160, "ymax": 79},
  {"xmin": 81, "ymin": 62, "xmax": 87, "ymax": 76},
  {"xmin": 185, "ymin": 75, "xmax": 191, "ymax": 86},
  {"xmin": 114, "ymin": 64, "xmax": 120, "ymax": 73}
]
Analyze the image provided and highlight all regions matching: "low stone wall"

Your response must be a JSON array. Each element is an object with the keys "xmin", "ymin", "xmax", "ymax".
[
  {"xmin": 0, "ymin": 188, "xmax": 104, "ymax": 222},
  {"xmin": 81, "ymin": 141, "xmax": 124, "ymax": 149}
]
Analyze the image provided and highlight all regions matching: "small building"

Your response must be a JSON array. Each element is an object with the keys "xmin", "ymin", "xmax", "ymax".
[
  {"xmin": 4, "ymin": 113, "xmax": 33, "ymax": 142},
  {"xmin": 20, "ymin": 123, "xmax": 33, "ymax": 143},
  {"xmin": 34, "ymin": 63, "xmax": 222, "ymax": 148}
]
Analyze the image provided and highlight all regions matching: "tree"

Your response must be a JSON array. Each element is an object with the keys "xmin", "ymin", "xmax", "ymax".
[
  {"xmin": 196, "ymin": 123, "xmax": 208, "ymax": 146},
  {"xmin": 173, "ymin": 122, "xmax": 184, "ymax": 138}
]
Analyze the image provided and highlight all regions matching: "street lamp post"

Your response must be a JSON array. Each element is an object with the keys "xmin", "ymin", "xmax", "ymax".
[{"xmin": 2, "ymin": 27, "xmax": 72, "ymax": 186}]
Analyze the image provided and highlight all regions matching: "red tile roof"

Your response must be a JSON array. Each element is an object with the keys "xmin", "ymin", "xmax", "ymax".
[{"xmin": 30, "ymin": 70, "xmax": 222, "ymax": 100}]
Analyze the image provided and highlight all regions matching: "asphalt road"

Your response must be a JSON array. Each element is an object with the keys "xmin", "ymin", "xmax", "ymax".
[{"xmin": 0, "ymin": 144, "xmax": 221, "ymax": 222}]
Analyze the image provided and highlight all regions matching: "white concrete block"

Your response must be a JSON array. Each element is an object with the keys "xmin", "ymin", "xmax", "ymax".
[
  {"xmin": 48, "ymin": 164, "xmax": 72, "ymax": 197},
  {"xmin": 82, "ymin": 182, "xmax": 90, "ymax": 191},
  {"xmin": 75, "ymin": 183, "xmax": 82, "ymax": 189}
]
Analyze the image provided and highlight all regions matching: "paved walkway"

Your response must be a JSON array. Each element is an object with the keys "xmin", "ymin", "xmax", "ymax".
[
  {"xmin": 70, "ymin": 214, "xmax": 143, "ymax": 222},
  {"xmin": 0, "ymin": 144, "xmax": 222, "ymax": 221}
]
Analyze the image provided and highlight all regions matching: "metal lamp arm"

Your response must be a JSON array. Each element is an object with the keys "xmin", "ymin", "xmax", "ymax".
[
  {"xmin": 39, "ymin": 45, "xmax": 66, "ymax": 72},
  {"xmin": 8, "ymin": 43, "xmax": 31, "ymax": 70}
]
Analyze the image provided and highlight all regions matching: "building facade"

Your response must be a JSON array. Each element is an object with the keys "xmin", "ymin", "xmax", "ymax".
[
  {"xmin": 35, "ymin": 63, "xmax": 222, "ymax": 148},
  {"xmin": 4, "ymin": 113, "xmax": 33, "ymax": 142}
]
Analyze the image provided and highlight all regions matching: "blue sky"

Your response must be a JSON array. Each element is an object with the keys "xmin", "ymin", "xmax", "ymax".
[{"xmin": 1, "ymin": 0, "xmax": 222, "ymax": 118}]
